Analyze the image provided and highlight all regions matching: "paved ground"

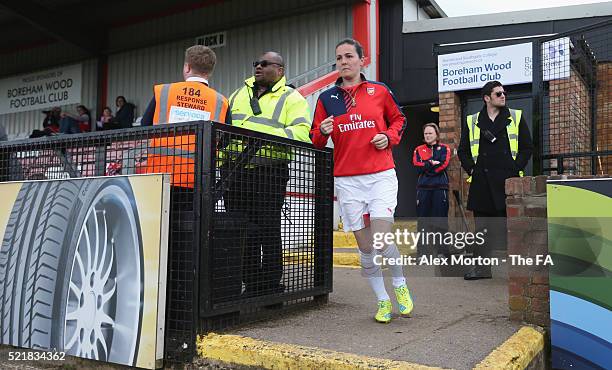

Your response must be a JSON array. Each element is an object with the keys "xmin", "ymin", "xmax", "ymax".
[
  {"xmin": 0, "ymin": 262, "xmax": 521, "ymax": 370},
  {"xmin": 230, "ymin": 264, "xmax": 522, "ymax": 370}
]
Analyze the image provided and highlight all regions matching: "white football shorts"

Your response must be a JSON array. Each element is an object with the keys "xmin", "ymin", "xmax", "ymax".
[{"xmin": 335, "ymin": 168, "xmax": 398, "ymax": 232}]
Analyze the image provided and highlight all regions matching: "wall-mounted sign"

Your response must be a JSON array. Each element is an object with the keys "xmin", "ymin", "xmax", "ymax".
[
  {"xmin": 539, "ymin": 37, "xmax": 571, "ymax": 82},
  {"xmin": 0, "ymin": 64, "xmax": 83, "ymax": 114},
  {"xmin": 437, "ymin": 38, "xmax": 570, "ymax": 92},
  {"xmin": 195, "ymin": 31, "xmax": 226, "ymax": 49}
]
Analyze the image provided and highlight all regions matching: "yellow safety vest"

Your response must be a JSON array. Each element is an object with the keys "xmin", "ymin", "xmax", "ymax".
[
  {"xmin": 221, "ymin": 76, "xmax": 311, "ymax": 166},
  {"xmin": 466, "ymin": 109, "xmax": 523, "ymax": 183}
]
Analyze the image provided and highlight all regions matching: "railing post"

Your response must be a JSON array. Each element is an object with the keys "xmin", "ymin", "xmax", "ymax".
[
  {"xmin": 314, "ymin": 149, "xmax": 333, "ymax": 294},
  {"xmin": 532, "ymin": 39, "xmax": 544, "ymax": 175},
  {"xmin": 197, "ymin": 121, "xmax": 213, "ymax": 320},
  {"xmin": 94, "ymin": 145, "xmax": 107, "ymax": 176}
]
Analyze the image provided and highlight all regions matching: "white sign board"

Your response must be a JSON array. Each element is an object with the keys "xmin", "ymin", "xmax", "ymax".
[
  {"xmin": 542, "ymin": 38, "xmax": 571, "ymax": 81},
  {"xmin": 438, "ymin": 38, "xmax": 570, "ymax": 92},
  {"xmin": 0, "ymin": 64, "xmax": 82, "ymax": 115}
]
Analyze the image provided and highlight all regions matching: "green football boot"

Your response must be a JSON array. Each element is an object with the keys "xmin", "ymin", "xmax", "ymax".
[
  {"xmin": 375, "ymin": 300, "xmax": 393, "ymax": 323},
  {"xmin": 394, "ymin": 284, "xmax": 414, "ymax": 317}
]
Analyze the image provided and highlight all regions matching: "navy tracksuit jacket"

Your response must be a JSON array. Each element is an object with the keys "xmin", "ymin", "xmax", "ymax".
[{"xmin": 412, "ymin": 142, "xmax": 451, "ymax": 218}]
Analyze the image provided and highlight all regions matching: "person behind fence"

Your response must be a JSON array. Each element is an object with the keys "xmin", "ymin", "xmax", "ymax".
[
  {"xmin": 97, "ymin": 107, "xmax": 115, "ymax": 130},
  {"xmin": 141, "ymin": 44, "xmax": 229, "ymax": 183},
  {"xmin": 140, "ymin": 45, "xmax": 229, "ymax": 241},
  {"xmin": 412, "ymin": 123, "xmax": 450, "ymax": 257},
  {"xmin": 310, "ymin": 38, "xmax": 411, "ymax": 324},
  {"xmin": 59, "ymin": 105, "xmax": 91, "ymax": 134},
  {"xmin": 113, "ymin": 95, "xmax": 136, "ymax": 129},
  {"xmin": 0, "ymin": 123, "xmax": 6, "ymax": 180},
  {"xmin": 458, "ymin": 81, "xmax": 533, "ymax": 280},
  {"xmin": 223, "ymin": 51, "xmax": 311, "ymax": 296},
  {"xmin": 0, "ymin": 123, "xmax": 19, "ymax": 182},
  {"xmin": 30, "ymin": 107, "xmax": 61, "ymax": 138}
]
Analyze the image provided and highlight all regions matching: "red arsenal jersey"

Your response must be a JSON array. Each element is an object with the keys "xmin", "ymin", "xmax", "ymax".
[{"xmin": 311, "ymin": 77, "xmax": 406, "ymax": 176}]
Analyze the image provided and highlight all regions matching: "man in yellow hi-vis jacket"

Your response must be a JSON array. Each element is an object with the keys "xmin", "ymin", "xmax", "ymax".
[
  {"xmin": 223, "ymin": 51, "xmax": 311, "ymax": 296},
  {"xmin": 458, "ymin": 81, "xmax": 533, "ymax": 280}
]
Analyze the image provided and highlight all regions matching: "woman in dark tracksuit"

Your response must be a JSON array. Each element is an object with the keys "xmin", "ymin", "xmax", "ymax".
[{"xmin": 412, "ymin": 123, "xmax": 451, "ymax": 256}]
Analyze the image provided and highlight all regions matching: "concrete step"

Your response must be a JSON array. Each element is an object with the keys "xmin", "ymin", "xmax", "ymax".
[
  {"xmin": 333, "ymin": 247, "xmax": 357, "ymax": 253},
  {"xmin": 332, "ymin": 252, "xmax": 360, "ymax": 267},
  {"xmin": 334, "ymin": 219, "xmax": 417, "ymax": 249},
  {"xmin": 393, "ymin": 219, "xmax": 418, "ymax": 233},
  {"xmin": 333, "ymin": 231, "xmax": 357, "ymax": 248}
]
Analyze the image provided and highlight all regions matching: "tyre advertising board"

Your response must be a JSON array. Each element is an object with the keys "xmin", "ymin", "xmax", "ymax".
[{"xmin": 0, "ymin": 174, "xmax": 170, "ymax": 369}]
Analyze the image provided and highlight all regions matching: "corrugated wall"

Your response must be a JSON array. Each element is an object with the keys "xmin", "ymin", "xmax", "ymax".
[
  {"xmin": 107, "ymin": 0, "xmax": 353, "ymax": 53},
  {"xmin": 1, "ymin": 3, "xmax": 349, "ymax": 136},
  {"xmin": 0, "ymin": 59, "xmax": 98, "ymax": 139},
  {"xmin": 106, "ymin": 5, "xmax": 349, "ymax": 118},
  {"xmin": 0, "ymin": 42, "xmax": 90, "ymax": 79}
]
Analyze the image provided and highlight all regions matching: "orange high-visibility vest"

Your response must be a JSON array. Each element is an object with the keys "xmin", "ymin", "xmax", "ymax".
[{"xmin": 146, "ymin": 81, "xmax": 228, "ymax": 188}]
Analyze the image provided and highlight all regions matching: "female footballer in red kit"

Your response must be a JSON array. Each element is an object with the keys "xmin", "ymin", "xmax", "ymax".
[{"xmin": 310, "ymin": 38, "xmax": 413, "ymax": 323}]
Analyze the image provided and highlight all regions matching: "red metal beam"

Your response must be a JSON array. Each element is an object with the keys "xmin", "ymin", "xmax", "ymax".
[{"xmin": 352, "ymin": 0, "xmax": 371, "ymax": 59}]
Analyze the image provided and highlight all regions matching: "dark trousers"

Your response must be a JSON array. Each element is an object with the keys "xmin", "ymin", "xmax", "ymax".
[
  {"xmin": 416, "ymin": 188, "xmax": 449, "ymax": 256},
  {"xmin": 59, "ymin": 117, "xmax": 81, "ymax": 134},
  {"xmin": 473, "ymin": 209, "xmax": 507, "ymax": 266},
  {"xmin": 222, "ymin": 163, "xmax": 289, "ymax": 293}
]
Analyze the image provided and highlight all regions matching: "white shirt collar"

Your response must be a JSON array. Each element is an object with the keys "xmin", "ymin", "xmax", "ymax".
[{"xmin": 186, "ymin": 76, "xmax": 209, "ymax": 85}]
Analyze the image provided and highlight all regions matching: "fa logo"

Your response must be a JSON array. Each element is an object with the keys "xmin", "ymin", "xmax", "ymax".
[{"xmin": 331, "ymin": 94, "xmax": 339, "ymax": 100}]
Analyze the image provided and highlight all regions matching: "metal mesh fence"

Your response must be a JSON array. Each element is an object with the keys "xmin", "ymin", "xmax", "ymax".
[
  {"xmin": 0, "ymin": 121, "xmax": 334, "ymax": 363},
  {"xmin": 535, "ymin": 20, "xmax": 612, "ymax": 175},
  {"xmin": 204, "ymin": 123, "xmax": 333, "ymax": 314}
]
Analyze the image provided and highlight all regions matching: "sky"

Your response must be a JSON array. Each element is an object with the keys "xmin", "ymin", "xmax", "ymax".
[{"xmin": 434, "ymin": 0, "xmax": 612, "ymax": 17}]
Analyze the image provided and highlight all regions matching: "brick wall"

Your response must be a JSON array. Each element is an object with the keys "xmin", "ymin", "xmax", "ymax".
[
  {"xmin": 596, "ymin": 62, "xmax": 612, "ymax": 175},
  {"xmin": 547, "ymin": 67, "xmax": 592, "ymax": 175},
  {"xmin": 505, "ymin": 176, "xmax": 550, "ymax": 327},
  {"xmin": 438, "ymin": 92, "xmax": 473, "ymax": 230}
]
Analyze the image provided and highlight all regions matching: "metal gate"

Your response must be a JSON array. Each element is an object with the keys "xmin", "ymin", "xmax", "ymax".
[
  {"xmin": 533, "ymin": 19, "xmax": 612, "ymax": 175},
  {"xmin": 0, "ymin": 122, "xmax": 334, "ymax": 364}
]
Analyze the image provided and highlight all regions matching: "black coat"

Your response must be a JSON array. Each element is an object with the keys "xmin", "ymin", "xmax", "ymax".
[
  {"xmin": 457, "ymin": 106, "xmax": 533, "ymax": 212},
  {"xmin": 115, "ymin": 103, "xmax": 135, "ymax": 129}
]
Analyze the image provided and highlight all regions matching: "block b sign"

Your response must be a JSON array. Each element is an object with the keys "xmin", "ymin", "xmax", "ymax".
[
  {"xmin": 196, "ymin": 31, "xmax": 226, "ymax": 49},
  {"xmin": 437, "ymin": 38, "xmax": 570, "ymax": 92}
]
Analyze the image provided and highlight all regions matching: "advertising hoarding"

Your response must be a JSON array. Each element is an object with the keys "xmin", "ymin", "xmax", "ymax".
[{"xmin": 0, "ymin": 174, "xmax": 170, "ymax": 369}]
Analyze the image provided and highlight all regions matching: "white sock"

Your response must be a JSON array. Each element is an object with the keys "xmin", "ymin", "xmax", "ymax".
[
  {"xmin": 360, "ymin": 251, "xmax": 388, "ymax": 300},
  {"xmin": 359, "ymin": 251, "xmax": 381, "ymax": 277},
  {"xmin": 368, "ymin": 277, "xmax": 390, "ymax": 301},
  {"xmin": 392, "ymin": 277, "xmax": 407, "ymax": 288},
  {"xmin": 381, "ymin": 243, "xmax": 406, "ymax": 283}
]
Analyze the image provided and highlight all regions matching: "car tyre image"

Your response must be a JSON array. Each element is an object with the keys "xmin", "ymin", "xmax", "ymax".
[{"xmin": 0, "ymin": 177, "xmax": 143, "ymax": 366}]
